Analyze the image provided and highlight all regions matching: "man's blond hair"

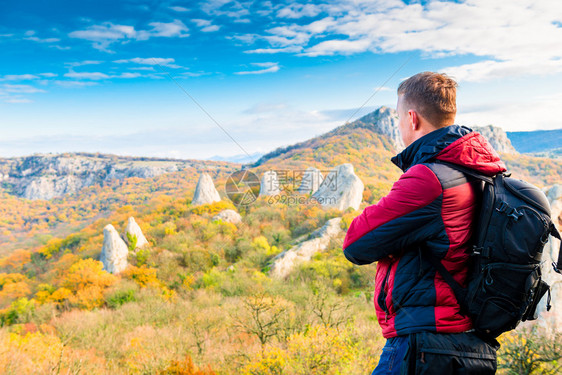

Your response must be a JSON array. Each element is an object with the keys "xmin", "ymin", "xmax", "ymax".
[{"xmin": 397, "ymin": 72, "xmax": 458, "ymax": 127}]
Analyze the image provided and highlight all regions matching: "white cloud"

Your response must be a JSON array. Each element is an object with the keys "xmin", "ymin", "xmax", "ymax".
[
  {"xmin": 114, "ymin": 57, "xmax": 178, "ymax": 66},
  {"xmin": 192, "ymin": 19, "xmax": 221, "ymax": 33},
  {"xmin": 65, "ymin": 60, "xmax": 103, "ymax": 68},
  {"xmin": 235, "ymin": 62, "xmax": 280, "ymax": 75},
  {"xmin": 192, "ymin": 19, "xmax": 211, "ymax": 27},
  {"xmin": 63, "ymin": 70, "xmax": 145, "ymax": 80},
  {"xmin": 54, "ymin": 81, "xmax": 99, "ymax": 88},
  {"xmin": 117, "ymin": 72, "xmax": 142, "ymax": 79},
  {"xmin": 69, "ymin": 23, "xmax": 135, "ymax": 51},
  {"xmin": 443, "ymin": 59, "xmax": 562, "ymax": 82},
  {"xmin": 202, "ymin": 25, "xmax": 221, "ymax": 32},
  {"xmin": 138, "ymin": 20, "xmax": 189, "ymax": 39},
  {"xmin": 0, "ymin": 73, "xmax": 58, "ymax": 81},
  {"xmin": 0, "ymin": 84, "xmax": 45, "ymax": 103},
  {"xmin": 64, "ymin": 71, "xmax": 110, "ymax": 80},
  {"xmin": 240, "ymin": 0, "xmax": 562, "ymax": 81},
  {"xmin": 1, "ymin": 84, "xmax": 46, "ymax": 93},
  {"xmin": 277, "ymin": 3, "xmax": 321, "ymax": 19},
  {"xmin": 170, "ymin": 6, "xmax": 189, "ymax": 12},
  {"xmin": 457, "ymin": 92, "xmax": 562, "ymax": 131},
  {"xmin": 24, "ymin": 36, "xmax": 60, "ymax": 43},
  {"xmin": 200, "ymin": 0, "xmax": 251, "ymax": 18},
  {"xmin": 1, "ymin": 74, "xmax": 40, "ymax": 81},
  {"xmin": 245, "ymin": 46, "xmax": 303, "ymax": 54},
  {"xmin": 4, "ymin": 98, "xmax": 33, "ymax": 104},
  {"xmin": 304, "ymin": 38, "xmax": 372, "ymax": 56},
  {"xmin": 69, "ymin": 20, "xmax": 189, "ymax": 51}
]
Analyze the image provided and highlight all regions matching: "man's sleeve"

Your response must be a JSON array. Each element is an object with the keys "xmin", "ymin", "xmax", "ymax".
[{"xmin": 343, "ymin": 164, "xmax": 443, "ymax": 265}]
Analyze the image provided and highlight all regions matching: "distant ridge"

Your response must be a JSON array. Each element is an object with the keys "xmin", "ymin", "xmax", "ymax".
[
  {"xmin": 251, "ymin": 106, "xmax": 401, "ymax": 167},
  {"xmin": 507, "ymin": 129, "xmax": 562, "ymax": 154}
]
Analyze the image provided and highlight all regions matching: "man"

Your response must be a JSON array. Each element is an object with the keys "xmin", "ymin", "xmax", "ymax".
[{"xmin": 342, "ymin": 72, "xmax": 504, "ymax": 374}]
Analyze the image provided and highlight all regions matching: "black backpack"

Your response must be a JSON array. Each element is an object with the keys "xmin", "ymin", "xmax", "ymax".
[{"xmin": 425, "ymin": 160, "xmax": 562, "ymax": 341}]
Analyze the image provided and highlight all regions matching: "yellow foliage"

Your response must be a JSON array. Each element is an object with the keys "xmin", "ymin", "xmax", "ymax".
[
  {"xmin": 122, "ymin": 265, "xmax": 163, "ymax": 288},
  {"xmin": 252, "ymin": 236, "xmax": 270, "ymax": 253},
  {"xmin": 182, "ymin": 274, "xmax": 196, "ymax": 290},
  {"xmin": 34, "ymin": 290, "xmax": 51, "ymax": 304},
  {"xmin": 190, "ymin": 200, "xmax": 235, "ymax": 215},
  {"xmin": 61, "ymin": 258, "xmax": 117, "ymax": 293},
  {"xmin": 39, "ymin": 237, "xmax": 64, "ymax": 259},
  {"xmin": 48, "ymin": 287, "xmax": 72, "ymax": 303},
  {"xmin": 241, "ymin": 324, "xmax": 376, "ymax": 375}
]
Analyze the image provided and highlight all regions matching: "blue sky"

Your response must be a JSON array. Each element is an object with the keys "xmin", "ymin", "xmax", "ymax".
[{"xmin": 1, "ymin": 0, "xmax": 562, "ymax": 159}]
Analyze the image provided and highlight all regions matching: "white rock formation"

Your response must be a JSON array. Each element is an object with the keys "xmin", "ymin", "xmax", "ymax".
[
  {"xmin": 269, "ymin": 218, "xmax": 342, "ymax": 279},
  {"xmin": 192, "ymin": 173, "xmax": 221, "ymax": 206},
  {"xmin": 472, "ymin": 125, "xmax": 517, "ymax": 154},
  {"xmin": 534, "ymin": 184, "xmax": 562, "ymax": 333},
  {"xmin": 100, "ymin": 224, "xmax": 129, "ymax": 274},
  {"xmin": 123, "ymin": 217, "xmax": 149, "ymax": 249},
  {"xmin": 212, "ymin": 209, "xmax": 242, "ymax": 224},
  {"xmin": 297, "ymin": 167, "xmax": 324, "ymax": 195},
  {"xmin": 312, "ymin": 163, "xmax": 364, "ymax": 211},
  {"xmin": 260, "ymin": 170, "xmax": 281, "ymax": 196}
]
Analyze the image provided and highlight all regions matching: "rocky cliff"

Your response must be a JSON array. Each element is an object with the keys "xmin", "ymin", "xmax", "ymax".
[
  {"xmin": 472, "ymin": 125, "xmax": 517, "ymax": 154},
  {"xmin": 0, "ymin": 153, "xmax": 202, "ymax": 200}
]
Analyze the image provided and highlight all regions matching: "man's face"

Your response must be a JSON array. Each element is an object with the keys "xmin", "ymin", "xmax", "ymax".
[{"xmin": 396, "ymin": 95, "xmax": 414, "ymax": 147}]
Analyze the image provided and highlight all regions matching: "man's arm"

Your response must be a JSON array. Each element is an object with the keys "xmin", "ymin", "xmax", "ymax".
[{"xmin": 343, "ymin": 164, "xmax": 443, "ymax": 265}]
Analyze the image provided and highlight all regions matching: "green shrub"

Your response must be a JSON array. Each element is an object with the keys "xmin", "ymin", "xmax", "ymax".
[
  {"xmin": 104, "ymin": 280, "xmax": 139, "ymax": 308},
  {"xmin": 0, "ymin": 297, "xmax": 36, "ymax": 326},
  {"xmin": 126, "ymin": 232, "xmax": 138, "ymax": 251}
]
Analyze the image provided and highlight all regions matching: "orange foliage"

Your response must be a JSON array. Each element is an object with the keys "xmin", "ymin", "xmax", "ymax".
[
  {"xmin": 0, "ymin": 249, "xmax": 31, "ymax": 272},
  {"xmin": 0, "ymin": 273, "xmax": 31, "ymax": 307},
  {"xmin": 161, "ymin": 355, "xmax": 216, "ymax": 375},
  {"xmin": 38, "ymin": 258, "xmax": 118, "ymax": 309},
  {"xmin": 61, "ymin": 258, "xmax": 117, "ymax": 292}
]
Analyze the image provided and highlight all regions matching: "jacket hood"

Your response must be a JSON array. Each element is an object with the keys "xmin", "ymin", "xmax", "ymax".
[{"xmin": 391, "ymin": 125, "xmax": 506, "ymax": 175}]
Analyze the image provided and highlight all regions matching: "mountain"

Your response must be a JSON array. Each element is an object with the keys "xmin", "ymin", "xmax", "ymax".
[
  {"xmin": 472, "ymin": 125, "xmax": 517, "ymax": 154},
  {"xmin": 207, "ymin": 151, "xmax": 264, "ymax": 164},
  {"xmin": 0, "ymin": 152, "xmax": 236, "ymax": 200},
  {"xmin": 507, "ymin": 129, "xmax": 562, "ymax": 155},
  {"xmin": 251, "ymin": 106, "xmax": 403, "ymax": 187},
  {"xmin": 251, "ymin": 106, "xmax": 562, "ymax": 190}
]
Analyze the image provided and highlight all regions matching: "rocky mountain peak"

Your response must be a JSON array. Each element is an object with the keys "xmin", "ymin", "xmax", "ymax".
[
  {"xmin": 347, "ymin": 107, "xmax": 405, "ymax": 152},
  {"xmin": 472, "ymin": 125, "xmax": 517, "ymax": 154}
]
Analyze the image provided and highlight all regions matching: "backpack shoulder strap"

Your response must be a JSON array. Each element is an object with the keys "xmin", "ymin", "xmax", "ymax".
[
  {"xmin": 420, "ymin": 245, "xmax": 469, "ymax": 315},
  {"xmin": 551, "ymin": 227, "xmax": 562, "ymax": 274},
  {"xmin": 432, "ymin": 159, "xmax": 495, "ymax": 185}
]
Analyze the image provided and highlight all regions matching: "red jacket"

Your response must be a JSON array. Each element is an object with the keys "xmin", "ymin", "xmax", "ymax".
[{"xmin": 343, "ymin": 125, "xmax": 506, "ymax": 338}]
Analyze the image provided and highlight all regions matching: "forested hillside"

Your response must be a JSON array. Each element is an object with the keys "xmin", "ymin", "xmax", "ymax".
[{"xmin": 0, "ymin": 108, "xmax": 560, "ymax": 374}]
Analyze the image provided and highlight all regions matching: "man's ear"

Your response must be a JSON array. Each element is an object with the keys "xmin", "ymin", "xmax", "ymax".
[{"xmin": 408, "ymin": 109, "xmax": 421, "ymax": 131}]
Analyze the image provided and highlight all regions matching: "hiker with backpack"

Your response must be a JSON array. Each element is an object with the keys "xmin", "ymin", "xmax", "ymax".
[{"xmin": 342, "ymin": 71, "xmax": 561, "ymax": 375}]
